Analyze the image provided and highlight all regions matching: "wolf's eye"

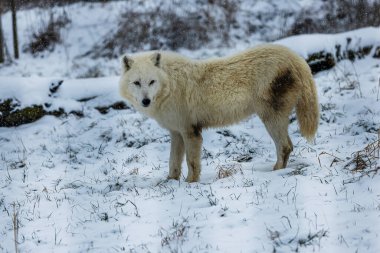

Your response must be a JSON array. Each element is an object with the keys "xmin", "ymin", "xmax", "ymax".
[
  {"xmin": 133, "ymin": 81, "xmax": 141, "ymax": 86},
  {"xmin": 149, "ymin": 80, "xmax": 155, "ymax": 86}
]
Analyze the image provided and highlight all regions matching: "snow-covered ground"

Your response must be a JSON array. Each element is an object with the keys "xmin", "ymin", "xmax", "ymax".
[{"xmin": 1, "ymin": 1, "xmax": 380, "ymax": 253}]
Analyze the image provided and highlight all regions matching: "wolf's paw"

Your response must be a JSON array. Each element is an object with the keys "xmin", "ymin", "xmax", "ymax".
[
  {"xmin": 273, "ymin": 162, "xmax": 286, "ymax": 170},
  {"xmin": 185, "ymin": 175, "xmax": 199, "ymax": 183},
  {"xmin": 273, "ymin": 166, "xmax": 283, "ymax": 171},
  {"xmin": 167, "ymin": 175, "xmax": 180, "ymax": 181}
]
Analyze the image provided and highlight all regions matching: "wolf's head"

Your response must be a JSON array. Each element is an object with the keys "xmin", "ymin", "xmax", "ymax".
[{"xmin": 119, "ymin": 52, "xmax": 168, "ymax": 113}]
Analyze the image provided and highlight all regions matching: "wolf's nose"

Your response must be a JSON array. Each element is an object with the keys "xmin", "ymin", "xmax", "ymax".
[{"xmin": 142, "ymin": 98, "xmax": 151, "ymax": 107}]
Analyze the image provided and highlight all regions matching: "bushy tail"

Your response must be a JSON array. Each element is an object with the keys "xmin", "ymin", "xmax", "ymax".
[{"xmin": 296, "ymin": 75, "xmax": 319, "ymax": 142}]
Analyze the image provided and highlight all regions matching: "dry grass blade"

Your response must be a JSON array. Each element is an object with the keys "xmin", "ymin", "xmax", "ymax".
[
  {"xmin": 160, "ymin": 218, "xmax": 190, "ymax": 247},
  {"xmin": 216, "ymin": 164, "xmax": 243, "ymax": 180},
  {"xmin": 12, "ymin": 203, "xmax": 19, "ymax": 253},
  {"xmin": 318, "ymin": 151, "xmax": 343, "ymax": 167},
  {"xmin": 345, "ymin": 139, "xmax": 380, "ymax": 175}
]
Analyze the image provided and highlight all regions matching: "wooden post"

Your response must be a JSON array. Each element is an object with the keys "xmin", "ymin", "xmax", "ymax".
[
  {"xmin": 0, "ymin": 2, "xmax": 4, "ymax": 63},
  {"xmin": 11, "ymin": 0, "xmax": 19, "ymax": 59}
]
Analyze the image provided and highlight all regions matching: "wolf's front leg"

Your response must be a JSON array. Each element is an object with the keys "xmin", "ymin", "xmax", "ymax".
[
  {"xmin": 182, "ymin": 126, "xmax": 203, "ymax": 182},
  {"xmin": 168, "ymin": 131, "xmax": 185, "ymax": 180}
]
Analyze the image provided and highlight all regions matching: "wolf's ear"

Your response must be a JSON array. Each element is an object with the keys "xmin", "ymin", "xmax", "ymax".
[
  {"xmin": 122, "ymin": 55, "xmax": 133, "ymax": 71},
  {"xmin": 151, "ymin": 52, "xmax": 161, "ymax": 67}
]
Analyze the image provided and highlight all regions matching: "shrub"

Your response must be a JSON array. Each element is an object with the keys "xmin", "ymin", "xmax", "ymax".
[
  {"xmin": 286, "ymin": 0, "xmax": 380, "ymax": 36},
  {"xmin": 85, "ymin": 1, "xmax": 238, "ymax": 58},
  {"xmin": 23, "ymin": 11, "xmax": 70, "ymax": 55},
  {"xmin": 1, "ymin": 0, "xmax": 110, "ymax": 11}
]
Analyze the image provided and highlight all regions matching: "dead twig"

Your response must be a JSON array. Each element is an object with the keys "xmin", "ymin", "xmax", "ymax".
[
  {"xmin": 318, "ymin": 151, "xmax": 343, "ymax": 167},
  {"xmin": 12, "ymin": 202, "xmax": 19, "ymax": 253},
  {"xmin": 216, "ymin": 164, "xmax": 242, "ymax": 180},
  {"xmin": 344, "ymin": 138, "xmax": 380, "ymax": 183}
]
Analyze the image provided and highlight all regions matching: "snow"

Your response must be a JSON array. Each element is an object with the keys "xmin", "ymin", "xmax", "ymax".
[
  {"xmin": 276, "ymin": 27, "xmax": 380, "ymax": 58},
  {"xmin": 0, "ymin": 1, "xmax": 127, "ymax": 77},
  {"xmin": 0, "ymin": 76, "xmax": 120, "ymax": 112},
  {"xmin": 1, "ymin": 1, "xmax": 380, "ymax": 253}
]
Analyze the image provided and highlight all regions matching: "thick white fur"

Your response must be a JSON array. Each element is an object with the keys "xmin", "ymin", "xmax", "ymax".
[{"xmin": 119, "ymin": 44, "xmax": 319, "ymax": 182}]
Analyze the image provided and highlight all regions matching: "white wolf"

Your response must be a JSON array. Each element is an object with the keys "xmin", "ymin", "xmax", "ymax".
[{"xmin": 119, "ymin": 45, "xmax": 319, "ymax": 182}]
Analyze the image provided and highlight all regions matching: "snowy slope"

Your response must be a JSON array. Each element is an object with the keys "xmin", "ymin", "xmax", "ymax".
[
  {"xmin": 0, "ymin": 0, "xmax": 317, "ymax": 78},
  {"xmin": 276, "ymin": 27, "xmax": 380, "ymax": 59}
]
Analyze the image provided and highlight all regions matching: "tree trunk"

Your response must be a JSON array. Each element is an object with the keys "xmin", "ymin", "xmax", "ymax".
[
  {"xmin": 11, "ymin": 0, "xmax": 19, "ymax": 59},
  {"xmin": 0, "ymin": 2, "xmax": 4, "ymax": 63}
]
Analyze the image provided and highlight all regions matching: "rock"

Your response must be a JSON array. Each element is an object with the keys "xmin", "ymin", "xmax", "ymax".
[
  {"xmin": 95, "ymin": 101, "xmax": 129, "ymax": 114},
  {"xmin": 0, "ymin": 98, "xmax": 129, "ymax": 127},
  {"xmin": 374, "ymin": 46, "xmax": 380, "ymax": 58},
  {"xmin": 306, "ymin": 51, "xmax": 336, "ymax": 74},
  {"xmin": 305, "ymin": 43, "xmax": 376, "ymax": 74},
  {"xmin": 0, "ymin": 99, "xmax": 55, "ymax": 127}
]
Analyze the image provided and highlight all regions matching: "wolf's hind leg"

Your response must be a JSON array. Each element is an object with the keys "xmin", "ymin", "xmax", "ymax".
[
  {"xmin": 261, "ymin": 115, "xmax": 293, "ymax": 170},
  {"xmin": 182, "ymin": 127, "xmax": 203, "ymax": 182},
  {"xmin": 168, "ymin": 131, "xmax": 185, "ymax": 180}
]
